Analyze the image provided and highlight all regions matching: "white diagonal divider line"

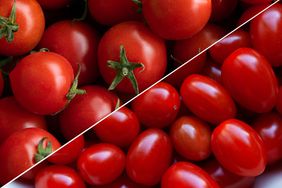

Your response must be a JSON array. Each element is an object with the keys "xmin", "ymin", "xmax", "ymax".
[{"xmin": 3, "ymin": 0, "xmax": 280, "ymax": 187}]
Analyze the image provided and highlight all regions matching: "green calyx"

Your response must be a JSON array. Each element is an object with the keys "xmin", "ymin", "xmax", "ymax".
[
  {"xmin": 0, "ymin": 2, "xmax": 19, "ymax": 43},
  {"xmin": 34, "ymin": 138, "xmax": 53, "ymax": 163},
  {"xmin": 132, "ymin": 0, "xmax": 142, "ymax": 14},
  {"xmin": 107, "ymin": 45, "xmax": 144, "ymax": 94}
]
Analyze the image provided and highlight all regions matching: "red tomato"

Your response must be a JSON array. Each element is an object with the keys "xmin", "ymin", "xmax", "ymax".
[
  {"xmin": 59, "ymin": 86, "xmax": 117, "ymax": 140},
  {"xmin": 77, "ymin": 143, "xmax": 126, "ymax": 185},
  {"xmin": 221, "ymin": 48, "xmax": 278, "ymax": 113},
  {"xmin": 0, "ymin": 96, "xmax": 47, "ymax": 143},
  {"xmin": 211, "ymin": 0, "xmax": 238, "ymax": 22},
  {"xmin": 143, "ymin": 0, "xmax": 212, "ymax": 40},
  {"xmin": 211, "ymin": 119, "xmax": 267, "ymax": 176},
  {"xmin": 98, "ymin": 21, "xmax": 166, "ymax": 94},
  {"xmin": 39, "ymin": 20, "xmax": 100, "ymax": 85},
  {"xmin": 126, "ymin": 129, "xmax": 172, "ymax": 186},
  {"xmin": 161, "ymin": 162, "xmax": 220, "ymax": 188},
  {"xmin": 0, "ymin": 0, "xmax": 45, "ymax": 56},
  {"xmin": 240, "ymin": 0, "xmax": 272, "ymax": 5},
  {"xmin": 48, "ymin": 135, "xmax": 85, "ymax": 165},
  {"xmin": 170, "ymin": 116, "xmax": 211, "ymax": 161},
  {"xmin": 131, "ymin": 82, "xmax": 180, "ymax": 129},
  {"xmin": 0, "ymin": 128, "xmax": 61, "ymax": 184},
  {"xmin": 36, "ymin": 0, "xmax": 70, "ymax": 9},
  {"xmin": 276, "ymin": 86, "xmax": 282, "ymax": 114},
  {"xmin": 250, "ymin": 4, "xmax": 282, "ymax": 66},
  {"xmin": 35, "ymin": 165, "xmax": 86, "ymax": 188},
  {"xmin": 180, "ymin": 74, "xmax": 237, "ymax": 124},
  {"xmin": 94, "ymin": 107, "xmax": 140, "ymax": 148},
  {"xmin": 237, "ymin": 4, "xmax": 268, "ymax": 26},
  {"xmin": 0, "ymin": 73, "xmax": 3, "ymax": 96},
  {"xmin": 201, "ymin": 59, "xmax": 222, "ymax": 84}
]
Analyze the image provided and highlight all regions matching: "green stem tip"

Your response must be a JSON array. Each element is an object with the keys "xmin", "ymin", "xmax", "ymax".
[{"xmin": 34, "ymin": 137, "xmax": 53, "ymax": 163}]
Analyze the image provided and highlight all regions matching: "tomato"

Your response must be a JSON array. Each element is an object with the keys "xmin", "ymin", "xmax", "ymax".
[
  {"xmin": 88, "ymin": 0, "xmax": 141, "ymax": 26},
  {"xmin": 0, "ymin": 96, "xmax": 47, "ymax": 143},
  {"xmin": 131, "ymin": 82, "xmax": 180, "ymax": 129},
  {"xmin": 276, "ymin": 86, "xmax": 282, "ymax": 114},
  {"xmin": 98, "ymin": 21, "xmax": 166, "ymax": 94},
  {"xmin": 0, "ymin": 72, "xmax": 3, "ymax": 96},
  {"xmin": 48, "ymin": 135, "xmax": 85, "ymax": 165},
  {"xmin": 210, "ymin": 0, "xmax": 238, "ymax": 22},
  {"xmin": 126, "ymin": 129, "xmax": 172, "ymax": 186},
  {"xmin": 161, "ymin": 162, "xmax": 220, "ymax": 188},
  {"xmin": 0, "ymin": 128, "xmax": 61, "ymax": 184},
  {"xmin": 142, "ymin": 0, "xmax": 212, "ymax": 40},
  {"xmin": 36, "ymin": 0, "xmax": 70, "ymax": 9},
  {"xmin": 221, "ymin": 48, "xmax": 278, "ymax": 113},
  {"xmin": 237, "ymin": 4, "xmax": 268, "ymax": 26},
  {"xmin": 180, "ymin": 74, "xmax": 237, "ymax": 124},
  {"xmin": 94, "ymin": 107, "xmax": 140, "ymax": 148},
  {"xmin": 201, "ymin": 59, "xmax": 222, "ymax": 84},
  {"xmin": 240, "ymin": 0, "xmax": 272, "ymax": 5},
  {"xmin": 250, "ymin": 4, "xmax": 282, "ymax": 66},
  {"xmin": 39, "ymin": 20, "xmax": 100, "ymax": 85},
  {"xmin": 0, "ymin": 0, "xmax": 45, "ymax": 56},
  {"xmin": 211, "ymin": 119, "xmax": 267, "ymax": 176},
  {"xmin": 59, "ymin": 86, "xmax": 117, "ymax": 140},
  {"xmin": 35, "ymin": 165, "xmax": 86, "ymax": 188},
  {"xmin": 77, "ymin": 143, "xmax": 126, "ymax": 185},
  {"xmin": 170, "ymin": 116, "xmax": 211, "ymax": 161}
]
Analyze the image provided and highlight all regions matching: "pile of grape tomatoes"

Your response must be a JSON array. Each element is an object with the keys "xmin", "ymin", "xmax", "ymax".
[{"xmin": 1, "ymin": 0, "xmax": 282, "ymax": 187}]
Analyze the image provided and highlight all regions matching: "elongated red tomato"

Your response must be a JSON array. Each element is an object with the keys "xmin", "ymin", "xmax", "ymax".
[
  {"xmin": 36, "ymin": 0, "xmax": 70, "ymax": 9},
  {"xmin": 211, "ymin": 119, "xmax": 267, "ymax": 176},
  {"xmin": 222, "ymin": 48, "xmax": 278, "ymax": 113}
]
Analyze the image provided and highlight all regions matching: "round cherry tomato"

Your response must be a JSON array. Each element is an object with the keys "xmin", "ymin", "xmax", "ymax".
[
  {"xmin": 131, "ymin": 82, "xmax": 180, "ymax": 129},
  {"xmin": 35, "ymin": 165, "xmax": 86, "ymax": 188},
  {"xmin": 180, "ymin": 74, "xmax": 237, "ymax": 124},
  {"xmin": 161, "ymin": 162, "xmax": 220, "ymax": 188},
  {"xmin": 0, "ymin": 96, "xmax": 47, "ymax": 143},
  {"xmin": 211, "ymin": 0, "xmax": 238, "ymax": 22},
  {"xmin": 39, "ymin": 20, "xmax": 100, "ymax": 85},
  {"xmin": 221, "ymin": 48, "xmax": 278, "ymax": 113},
  {"xmin": 94, "ymin": 107, "xmax": 140, "ymax": 148},
  {"xmin": 0, "ymin": 72, "xmax": 3, "ymax": 96},
  {"xmin": 36, "ymin": 0, "xmax": 70, "ymax": 9},
  {"xmin": 0, "ymin": 0, "xmax": 45, "ymax": 56},
  {"xmin": 211, "ymin": 119, "xmax": 267, "ymax": 176},
  {"xmin": 98, "ymin": 21, "xmax": 166, "ymax": 94},
  {"xmin": 126, "ymin": 129, "xmax": 172, "ymax": 186},
  {"xmin": 77, "ymin": 143, "xmax": 126, "ymax": 185},
  {"xmin": 143, "ymin": 0, "xmax": 212, "ymax": 40},
  {"xmin": 0, "ymin": 128, "xmax": 61, "ymax": 184}
]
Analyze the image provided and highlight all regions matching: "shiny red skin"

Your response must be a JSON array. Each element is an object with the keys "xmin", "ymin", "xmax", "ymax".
[
  {"xmin": 0, "ymin": 0, "xmax": 45, "ymax": 56},
  {"xmin": 39, "ymin": 20, "xmax": 100, "ymax": 85},
  {"xmin": 88, "ymin": 0, "xmax": 141, "ymax": 25},
  {"xmin": 131, "ymin": 82, "xmax": 180, "ymax": 129},
  {"xmin": 0, "ymin": 96, "xmax": 47, "ymax": 143},
  {"xmin": 180, "ymin": 74, "xmax": 237, "ymax": 124},
  {"xmin": 250, "ymin": 4, "xmax": 282, "ymax": 66},
  {"xmin": 252, "ymin": 112, "xmax": 282, "ymax": 164},
  {"xmin": 211, "ymin": 0, "xmax": 238, "ymax": 22},
  {"xmin": 161, "ymin": 162, "xmax": 220, "ymax": 188},
  {"xmin": 126, "ymin": 129, "xmax": 173, "ymax": 186},
  {"xmin": 170, "ymin": 116, "xmax": 211, "ymax": 161},
  {"xmin": 77, "ymin": 143, "xmax": 126, "ymax": 185},
  {"xmin": 35, "ymin": 165, "xmax": 86, "ymax": 188},
  {"xmin": 98, "ymin": 21, "xmax": 166, "ymax": 94},
  {"xmin": 94, "ymin": 107, "xmax": 140, "ymax": 148},
  {"xmin": 48, "ymin": 135, "xmax": 85, "ymax": 165},
  {"xmin": 221, "ymin": 48, "xmax": 278, "ymax": 113},
  {"xmin": 36, "ymin": 0, "xmax": 70, "ymax": 9},
  {"xmin": 209, "ymin": 30, "xmax": 251, "ymax": 64},
  {"xmin": 211, "ymin": 119, "xmax": 267, "ymax": 176},
  {"xmin": 10, "ymin": 52, "xmax": 74, "ymax": 115},
  {"xmin": 143, "ymin": 0, "xmax": 212, "ymax": 40},
  {"xmin": 0, "ymin": 73, "xmax": 3, "ymax": 96},
  {"xmin": 276, "ymin": 86, "xmax": 282, "ymax": 114},
  {"xmin": 201, "ymin": 59, "xmax": 222, "ymax": 84},
  {"xmin": 0, "ymin": 128, "xmax": 61, "ymax": 184},
  {"xmin": 59, "ymin": 86, "xmax": 116, "ymax": 140}
]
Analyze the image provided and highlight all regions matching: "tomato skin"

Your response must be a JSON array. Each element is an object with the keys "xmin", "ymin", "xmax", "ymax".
[
  {"xmin": 161, "ymin": 162, "xmax": 220, "ymax": 188},
  {"xmin": 0, "ymin": 73, "xmax": 3, "ymax": 96},
  {"xmin": 237, "ymin": 4, "xmax": 268, "ymax": 26},
  {"xmin": 126, "ymin": 129, "xmax": 172, "ymax": 186},
  {"xmin": 98, "ymin": 21, "xmax": 166, "ymax": 94},
  {"xmin": 180, "ymin": 74, "xmax": 237, "ymax": 124},
  {"xmin": 0, "ymin": 0, "xmax": 45, "ymax": 56},
  {"xmin": 94, "ymin": 107, "xmax": 140, "ymax": 148},
  {"xmin": 39, "ymin": 20, "xmax": 100, "ymax": 85},
  {"xmin": 241, "ymin": 0, "xmax": 272, "ymax": 5},
  {"xmin": 276, "ymin": 86, "xmax": 282, "ymax": 114},
  {"xmin": 77, "ymin": 143, "xmax": 126, "ymax": 185},
  {"xmin": 221, "ymin": 48, "xmax": 278, "ymax": 113},
  {"xmin": 211, "ymin": 0, "xmax": 238, "ymax": 22},
  {"xmin": 211, "ymin": 119, "xmax": 267, "ymax": 177},
  {"xmin": 0, "ymin": 96, "xmax": 47, "ymax": 143},
  {"xmin": 0, "ymin": 128, "xmax": 61, "ymax": 184},
  {"xmin": 35, "ymin": 165, "xmax": 86, "ymax": 188},
  {"xmin": 131, "ymin": 82, "xmax": 180, "ymax": 129},
  {"xmin": 10, "ymin": 52, "xmax": 74, "ymax": 115},
  {"xmin": 36, "ymin": 0, "xmax": 70, "ymax": 9},
  {"xmin": 201, "ymin": 59, "xmax": 222, "ymax": 84},
  {"xmin": 143, "ymin": 0, "xmax": 212, "ymax": 40}
]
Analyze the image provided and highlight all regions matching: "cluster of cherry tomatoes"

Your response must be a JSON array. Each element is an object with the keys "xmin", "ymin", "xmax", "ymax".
[{"xmin": 0, "ymin": 0, "xmax": 282, "ymax": 187}]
